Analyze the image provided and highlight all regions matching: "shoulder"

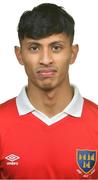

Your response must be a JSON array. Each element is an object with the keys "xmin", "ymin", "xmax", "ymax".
[
  {"xmin": 0, "ymin": 98, "xmax": 20, "ymax": 135},
  {"xmin": 0, "ymin": 97, "xmax": 16, "ymax": 109},
  {"xmin": 82, "ymin": 98, "xmax": 98, "ymax": 133},
  {"xmin": 84, "ymin": 98, "xmax": 98, "ymax": 110},
  {"xmin": 82, "ymin": 98, "xmax": 98, "ymax": 118},
  {"xmin": 0, "ymin": 97, "xmax": 18, "ymax": 118}
]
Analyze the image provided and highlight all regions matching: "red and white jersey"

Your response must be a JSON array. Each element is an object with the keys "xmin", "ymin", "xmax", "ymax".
[{"xmin": 0, "ymin": 96, "xmax": 98, "ymax": 179}]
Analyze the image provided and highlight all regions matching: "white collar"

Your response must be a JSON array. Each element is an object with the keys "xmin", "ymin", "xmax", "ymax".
[{"xmin": 16, "ymin": 85, "xmax": 84, "ymax": 118}]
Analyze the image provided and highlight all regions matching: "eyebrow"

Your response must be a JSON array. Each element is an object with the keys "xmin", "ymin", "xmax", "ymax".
[
  {"xmin": 50, "ymin": 41, "xmax": 65, "ymax": 45},
  {"xmin": 26, "ymin": 41, "xmax": 65, "ymax": 46},
  {"xmin": 26, "ymin": 42, "xmax": 41, "ymax": 46}
]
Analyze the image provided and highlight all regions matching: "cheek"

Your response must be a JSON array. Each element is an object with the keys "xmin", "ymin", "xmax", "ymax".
[
  {"xmin": 23, "ymin": 58, "xmax": 36, "ymax": 77},
  {"xmin": 54, "ymin": 51, "xmax": 71, "ymax": 67},
  {"xmin": 57, "ymin": 56, "xmax": 70, "ymax": 71},
  {"xmin": 60, "ymin": 62, "xmax": 69, "ymax": 74},
  {"xmin": 58, "ymin": 62, "xmax": 70, "ymax": 82},
  {"xmin": 22, "ymin": 54, "xmax": 37, "ymax": 69}
]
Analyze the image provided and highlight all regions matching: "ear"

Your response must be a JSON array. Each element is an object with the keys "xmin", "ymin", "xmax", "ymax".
[
  {"xmin": 14, "ymin": 46, "xmax": 24, "ymax": 65},
  {"xmin": 70, "ymin": 44, "xmax": 79, "ymax": 64}
]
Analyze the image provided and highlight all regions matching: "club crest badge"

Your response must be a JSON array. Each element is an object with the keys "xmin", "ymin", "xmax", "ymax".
[{"xmin": 77, "ymin": 149, "xmax": 97, "ymax": 174}]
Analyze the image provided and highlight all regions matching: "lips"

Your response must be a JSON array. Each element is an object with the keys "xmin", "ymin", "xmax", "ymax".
[{"xmin": 36, "ymin": 68, "xmax": 57, "ymax": 79}]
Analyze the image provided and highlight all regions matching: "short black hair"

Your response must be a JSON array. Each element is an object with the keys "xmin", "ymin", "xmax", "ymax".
[{"xmin": 17, "ymin": 3, "xmax": 75, "ymax": 43}]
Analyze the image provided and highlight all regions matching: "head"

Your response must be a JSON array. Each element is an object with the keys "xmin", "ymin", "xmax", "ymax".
[
  {"xmin": 18, "ymin": 3, "xmax": 75, "ymax": 44},
  {"xmin": 15, "ymin": 3, "xmax": 79, "ymax": 91}
]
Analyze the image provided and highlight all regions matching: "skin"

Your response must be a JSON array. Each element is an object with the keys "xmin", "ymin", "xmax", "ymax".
[{"xmin": 15, "ymin": 33, "xmax": 79, "ymax": 117}]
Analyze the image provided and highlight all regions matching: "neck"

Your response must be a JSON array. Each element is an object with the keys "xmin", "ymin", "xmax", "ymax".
[{"xmin": 26, "ymin": 81, "xmax": 74, "ymax": 118}]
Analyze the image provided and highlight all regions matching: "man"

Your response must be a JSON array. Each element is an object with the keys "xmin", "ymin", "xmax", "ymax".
[{"xmin": 0, "ymin": 3, "xmax": 98, "ymax": 179}]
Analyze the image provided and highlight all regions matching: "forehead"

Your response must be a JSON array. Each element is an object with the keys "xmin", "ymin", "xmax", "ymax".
[{"xmin": 21, "ymin": 33, "xmax": 70, "ymax": 46}]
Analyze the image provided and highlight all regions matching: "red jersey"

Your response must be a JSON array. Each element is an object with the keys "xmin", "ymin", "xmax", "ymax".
[{"xmin": 0, "ymin": 98, "xmax": 98, "ymax": 179}]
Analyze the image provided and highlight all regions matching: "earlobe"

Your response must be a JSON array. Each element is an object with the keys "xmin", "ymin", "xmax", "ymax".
[
  {"xmin": 70, "ymin": 44, "xmax": 79, "ymax": 64},
  {"xmin": 14, "ymin": 46, "xmax": 24, "ymax": 65}
]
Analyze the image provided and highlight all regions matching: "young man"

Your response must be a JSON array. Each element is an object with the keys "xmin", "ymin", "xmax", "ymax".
[{"xmin": 0, "ymin": 3, "xmax": 98, "ymax": 179}]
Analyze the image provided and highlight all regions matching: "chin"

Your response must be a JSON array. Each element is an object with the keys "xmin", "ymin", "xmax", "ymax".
[
  {"xmin": 41, "ymin": 86, "xmax": 55, "ymax": 91},
  {"xmin": 38, "ymin": 83, "xmax": 56, "ymax": 91},
  {"xmin": 34, "ymin": 79, "xmax": 58, "ymax": 91}
]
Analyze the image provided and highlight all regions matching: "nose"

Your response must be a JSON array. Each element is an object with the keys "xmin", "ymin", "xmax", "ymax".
[{"xmin": 39, "ymin": 48, "xmax": 53, "ymax": 65}]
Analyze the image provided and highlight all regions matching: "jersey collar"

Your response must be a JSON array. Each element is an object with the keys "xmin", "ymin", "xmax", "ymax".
[{"xmin": 16, "ymin": 85, "xmax": 84, "ymax": 117}]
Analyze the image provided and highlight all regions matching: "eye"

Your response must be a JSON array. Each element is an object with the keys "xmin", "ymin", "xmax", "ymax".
[
  {"xmin": 29, "ymin": 46, "xmax": 39, "ymax": 52},
  {"xmin": 52, "ymin": 45, "xmax": 62, "ymax": 52}
]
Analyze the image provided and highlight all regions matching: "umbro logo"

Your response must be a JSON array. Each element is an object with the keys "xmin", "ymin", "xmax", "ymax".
[{"xmin": 5, "ymin": 154, "xmax": 20, "ymax": 165}]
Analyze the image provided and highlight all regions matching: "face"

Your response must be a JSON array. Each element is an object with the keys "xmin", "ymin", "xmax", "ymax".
[{"xmin": 15, "ymin": 33, "xmax": 78, "ymax": 91}]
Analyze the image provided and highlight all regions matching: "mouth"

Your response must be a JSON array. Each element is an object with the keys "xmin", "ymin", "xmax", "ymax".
[{"xmin": 36, "ymin": 68, "xmax": 57, "ymax": 79}]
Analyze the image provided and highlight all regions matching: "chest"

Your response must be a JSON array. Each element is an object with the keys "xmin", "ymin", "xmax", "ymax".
[{"xmin": 0, "ymin": 116, "xmax": 98, "ymax": 179}]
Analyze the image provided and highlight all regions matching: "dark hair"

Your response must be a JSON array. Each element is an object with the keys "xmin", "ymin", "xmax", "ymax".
[{"xmin": 17, "ymin": 3, "xmax": 75, "ymax": 43}]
